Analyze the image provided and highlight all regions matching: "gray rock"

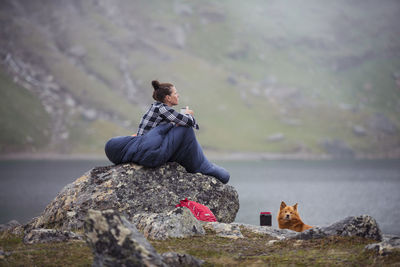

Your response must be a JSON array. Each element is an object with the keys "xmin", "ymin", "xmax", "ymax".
[
  {"xmin": 281, "ymin": 118, "xmax": 302, "ymax": 126},
  {"xmin": 161, "ymin": 252, "xmax": 204, "ymax": 267},
  {"xmin": 352, "ymin": 125, "xmax": 366, "ymax": 136},
  {"xmin": 367, "ymin": 113, "xmax": 398, "ymax": 135},
  {"xmin": 28, "ymin": 162, "xmax": 239, "ymax": 231},
  {"xmin": 85, "ymin": 209, "xmax": 204, "ymax": 267},
  {"xmin": 236, "ymin": 215, "xmax": 382, "ymax": 241},
  {"xmin": 85, "ymin": 209, "xmax": 166, "ymax": 267},
  {"xmin": 365, "ymin": 235, "xmax": 400, "ymax": 255},
  {"xmin": 267, "ymin": 133, "xmax": 285, "ymax": 142},
  {"xmin": 0, "ymin": 220, "xmax": 21, "ymax": 232},
  {"xmin": 226, "ymin": 75, "xmax": 238, "ymax": 85},
  {"xmin": 23, "ymin": 228, "xmax": 82, "ymax": 244},
  {"xmin": 132, "ymin": 207, "xmax": 205, "ymax": 240},
  {"xmin": 203, "ymin": 222, "xmax": 244, "ymax": 239},
  {"xmin": 233, "ymin": 223, "xmax": 297, "ymax": 240},
  {"xmin": 0, "ymin": 249, "xmax": 11, "ymax": 260},
  {"xmin": 321, "ymin": 215, "xmax": 382, "ymax": 241},
  {"xmin": 290, "ymin": 227, "xmax": 327, "ymax": 240},
  {"xmin": 321, "ymin": 139, "xmax": 355, "ymax": 158}
]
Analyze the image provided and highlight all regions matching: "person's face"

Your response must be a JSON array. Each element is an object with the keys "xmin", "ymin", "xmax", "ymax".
[{"xmin": 165, "ymin": 86, "xmax": 179, "ymax": 106}]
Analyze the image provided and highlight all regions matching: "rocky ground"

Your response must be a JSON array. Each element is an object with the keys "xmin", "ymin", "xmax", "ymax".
[
  {"xmin": 1, "ymin": 215, "xmax": 399, "ymax": 266},
  {"xmin": 1, "ymin": 162, "xmax": 399, "ymax": 266}
]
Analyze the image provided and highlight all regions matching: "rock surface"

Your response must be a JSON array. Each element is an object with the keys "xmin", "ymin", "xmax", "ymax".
[
  {"xmin": 321, "ymin": 139, "xmax": 355, "ymax": 158},
  {"xmin": 365, "ymin": 235, "xmax": 400, "ymax": 255},
  {"xmin": 85, "ymin": 209, "xmax": 166, "ymax": 267},
  {"xmin": 367, "ymin": 113, "xmax": 399, "ymax": 135},
  {"xmin": 0, "ymin": 220, "xmax": 21, "ymax": 232},
  {"xmin": 233, "ymin": 215, "xmax": 382, "ymax": 241},
  {"xmin": 161, "ymin": 252, "xmax": 204, "ymax": 267},
  {"xmin": 203, "ymin": 222, "xmax": 244, "ymax": 239},
  {"xmin": 132, "ymin": 207, "xmax": 205, "ymax": 240},
  {"xmin": 85, "ymin": 209, "xmax": 203, "ymax": 267},
  {"xmin": 318, "ymin": 215, "xmax": 382, "ymax": 241},
  {"xmin": 23, "ymin": 228, "xmax": 82, "ymax": 244},
  {"xmin": 28, "ymin": 162, "xmax": 239, "ymax": 231},
  {"xmin": 234, "ymin": 223, "xmax": 297, "ymax": 240},
  {"xmin": 0, "ymin": 220, "xmax": 22, "ymax": 235}
]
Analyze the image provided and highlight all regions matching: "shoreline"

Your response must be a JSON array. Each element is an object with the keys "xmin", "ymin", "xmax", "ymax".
[{"xmin": 0, "ymin": 151, "xmax": 399, "ymax": 161}]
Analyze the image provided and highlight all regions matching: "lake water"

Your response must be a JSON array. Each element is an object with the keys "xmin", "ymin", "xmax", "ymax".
[{"xmin": 0, "ymin": 158, "xmax": 399, "ymax": 235}]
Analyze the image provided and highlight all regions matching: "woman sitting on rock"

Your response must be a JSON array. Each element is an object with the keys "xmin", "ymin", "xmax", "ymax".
[{"xmin": 105, "ymin": 80, "xmax": 230, "ymax": 184}]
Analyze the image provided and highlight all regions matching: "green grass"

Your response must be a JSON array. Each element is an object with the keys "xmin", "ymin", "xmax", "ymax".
[
  {"xmin": 67, "ymin": 118, "xmax": 132, "ymax": 154},
  {"xmin": 0, "ymin": 67, "xmax": 51, "ymax": 153},
  {"xmin": 150, "ymin": 228, "xmax": 400, "ymax": 267},
  {"xmin": 1, "ymin": 230, "xmax": 399, "ymax": 266},
  {"xmin": 0, "ymin": 233, "xmax": 92, "ymax": 267}
]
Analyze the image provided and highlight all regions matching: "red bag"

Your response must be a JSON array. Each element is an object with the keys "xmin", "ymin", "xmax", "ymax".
[{"xmin": 176, "ymin": 198, "xmax": 217, "ymax": 222}]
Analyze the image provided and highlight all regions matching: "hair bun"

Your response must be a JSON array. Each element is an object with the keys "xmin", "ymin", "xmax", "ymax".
[{"xmin": 152, "ymin": 80, "xmax": 160, "ymax": 90}]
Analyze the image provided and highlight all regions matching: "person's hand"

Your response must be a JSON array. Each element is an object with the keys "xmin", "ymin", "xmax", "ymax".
[{"xmin": 184, "ymin": 106, "xmax": 194, "ymax": 116}]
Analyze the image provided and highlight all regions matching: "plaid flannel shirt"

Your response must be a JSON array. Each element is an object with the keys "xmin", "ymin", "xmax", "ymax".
[{"xmin": 136, "ymin": 102, "xmax": 199, "ymax": 136}]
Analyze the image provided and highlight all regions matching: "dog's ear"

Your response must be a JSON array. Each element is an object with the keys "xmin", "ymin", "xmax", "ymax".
[
  {"xmin": 293, "ymin": 203, "xmax": 298, "ymax": 211},
  {"xmin": 280, "ymin": 201, "xmax": 287, "ymax": 210}
]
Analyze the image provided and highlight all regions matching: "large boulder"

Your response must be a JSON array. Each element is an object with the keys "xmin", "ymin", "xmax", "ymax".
[{"xmin": 27, "ymin": 162, "xmax": 239, "ymax": 231}]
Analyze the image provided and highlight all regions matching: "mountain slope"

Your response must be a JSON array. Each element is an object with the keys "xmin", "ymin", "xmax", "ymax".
[{"xmin": 0, "ymin": 0, "xmax": 399, "ymax": 156}]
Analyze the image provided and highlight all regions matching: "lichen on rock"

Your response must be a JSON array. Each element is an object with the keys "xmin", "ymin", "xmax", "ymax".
[
  {"xmin": 23, "ymin": 228, "xmax": 82, "ymax": 244},
  {"xmin": 27, "ymin": 162, "xmax": 239, "ymax": 231},
  {"xmin": 85, "ymin": 209, "xmax": 204, "ymax": 267},
  {"xmin": 85, "ymin": 209, "xmax": 166, "ymax": 267},
  {"xmin": 132, "ymin": 207, "xmax": 206, "ymax": 240}
]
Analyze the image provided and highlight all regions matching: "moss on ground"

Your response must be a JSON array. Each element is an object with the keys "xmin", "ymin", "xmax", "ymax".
[
  {"xmin": 0, "ymin": 233, "xmax": 92, "ymax": 267},
  {"xmin": 2, "ymin": 229, "xmax": 398, "ymax": 266}
]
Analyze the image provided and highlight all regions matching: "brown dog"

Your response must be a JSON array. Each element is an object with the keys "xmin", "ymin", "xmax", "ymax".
[{"xmin": 277, "ymin": 201, "xmax": 312, "ymax": 232}]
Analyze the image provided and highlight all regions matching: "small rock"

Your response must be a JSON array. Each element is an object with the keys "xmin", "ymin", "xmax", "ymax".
[
  {"xmin": 321, "ymin": 215, "xmax": 382, "ymax": 241},
  {"xmin": 0, "ymin": 220, "xmax": 23, "ymax": 235},
  {"xmin": 226, "ymin": 75, "xmax": 238, "ymax": 85},
  {"xmin": 23, "ymin": 228, "xmax": 82, "ymax": 244},
  {"xmin": 203, "ymin": 222, "xmax": 244, "ymax": 239},
  {"xmin": 291, "ymin": 227, "xmax": 327, "ymax": 240},
  {"xmin": 281, "ymin": 118, "xmax": 302, "ymax": 126},
  {"xmin": 365, "ymin": 235, "xmax": 400, "ymax": 255},
  {"xmin": 352, "ymin": 125, "xmax": 366, "ymax": 136},
  {"xmin": 293, "ymin": 240, "xmax": 304, "ymax": 247},
  {"xmin": 68, "ymin": 45, "xmax": 86, "ymax": 58},
  {"xmin": 266, "ymin": 240, "xmax": 279, "ymax": 246},
  {"xmin": 161, "ymin": 252, "xmax": 204, "ymax": 267},
  {"xmin": 0, "ymin": 220, "xmax": 21, "ymax": 232},
  {"xmin": 367, "ymin": 113, "xmax": 398, "ymax": 135},
  {"xmin": 321, "ymin": 139, "xmax": 355, "ymax": 159},
  {"xmin": 233, "ymin": 223, "xmax": 296, "ymax": 240},
  {"xmin": 267, "ymin": 133, "xmax": 285, "ymax": 142}
]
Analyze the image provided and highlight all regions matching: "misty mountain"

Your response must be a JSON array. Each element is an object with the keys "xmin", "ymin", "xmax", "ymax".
[{"xmin": 0, "ymin": 0, "xmax": 399, "ymax": 156}]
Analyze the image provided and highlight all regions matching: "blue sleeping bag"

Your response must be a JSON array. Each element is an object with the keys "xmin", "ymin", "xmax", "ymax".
[{"xmin": 105, "ymin": 123, "xmax": 230, "ymax": 184}]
